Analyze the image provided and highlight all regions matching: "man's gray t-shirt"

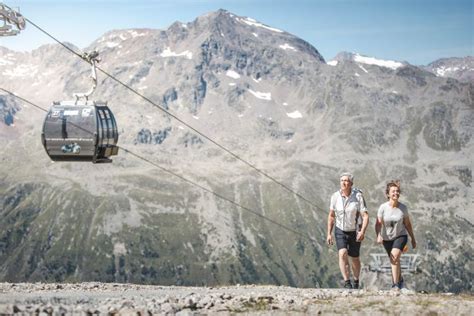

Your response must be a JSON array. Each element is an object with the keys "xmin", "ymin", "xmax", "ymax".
[{"xmin": 377, "ymin": 201, "xmax": 408, "ymax": 241}]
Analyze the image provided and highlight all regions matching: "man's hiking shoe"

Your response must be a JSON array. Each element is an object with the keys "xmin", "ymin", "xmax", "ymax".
[
  {"xmin": 344, "ymin": 280, "xmax": 353, "ymax": 289},
  {"xmin": 353, "ymin": 280, "xmax": 359, "ymax": 289}
]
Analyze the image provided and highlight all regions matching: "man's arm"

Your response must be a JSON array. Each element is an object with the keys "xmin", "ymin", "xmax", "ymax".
[
  {"xmin": 375, "ymin": 217, "xmax": 383, "ymax": 244},
  {"xmin": 327, "ymin": 209, "xmax": 335, "ymax": 245},
  {"xmin": 356, "ymin": 211, "xmax": 369, "ymax": 241}
]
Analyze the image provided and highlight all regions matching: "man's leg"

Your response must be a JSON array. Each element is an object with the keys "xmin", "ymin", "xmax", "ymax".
[
  {"xmin": 338, "ymin": 248, "xmax": 350, "ymax": 281},
  {"xmin": 350, "ymin": 256, "xmax": 361, "ymax": 280},
  {"xmin": 347, "ymin": 232, "xmax": 362, "ymax": 288}
]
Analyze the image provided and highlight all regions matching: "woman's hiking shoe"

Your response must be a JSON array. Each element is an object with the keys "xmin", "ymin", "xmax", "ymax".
[
  {"xmin": 397, "ymin": 277, "xmax": 405, "ymax": 289},
  {"xmin": 344, "ymin": 280, "xmax": 353, "ymax": 289},
  {"xmin": 391, "ymin": 283, "xmax": 401, "ymax": 292}
]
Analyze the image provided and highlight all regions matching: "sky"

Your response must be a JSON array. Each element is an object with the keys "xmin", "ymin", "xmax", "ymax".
[{"xmin": 0, "ymin": 0, "xmax": 472, "ymax": 65}]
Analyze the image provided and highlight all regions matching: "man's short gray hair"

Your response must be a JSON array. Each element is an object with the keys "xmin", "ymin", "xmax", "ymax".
[{"xmin": 340, "ymin": 172, "xmax": 354, "ymax": 183}]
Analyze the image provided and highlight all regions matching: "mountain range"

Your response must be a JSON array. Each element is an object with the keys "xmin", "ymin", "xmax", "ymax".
[{"xmin": 0, "ymin": 9, "xmax": 472, "ymax": 292}]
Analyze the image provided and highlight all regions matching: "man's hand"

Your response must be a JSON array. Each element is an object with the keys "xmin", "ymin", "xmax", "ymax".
[
  {"xmin": 327, "ymin": 234, "xmax": 334, "ymax": 245},
  {"xmin": 356, "ymin": 231, "xmax": 365, "ymax": 242}
]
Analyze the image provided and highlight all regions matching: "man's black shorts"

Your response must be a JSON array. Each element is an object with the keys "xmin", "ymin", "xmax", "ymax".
[
  {"xmin": 383, "ymin": 235, "xmax": 408, "ymax": 256},
  {"xmin": 335, "ymin": 227, "xmax": 361, "ymax": 257}
]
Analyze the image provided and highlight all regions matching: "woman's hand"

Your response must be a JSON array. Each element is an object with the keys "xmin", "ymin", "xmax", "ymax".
[
  {"xmin": 411, "ymin": 239, "xmax": 417, "ymax": 249},
  {"xmin": 376, "ymin": 234, "xmax": 383, "ymax": 244}
]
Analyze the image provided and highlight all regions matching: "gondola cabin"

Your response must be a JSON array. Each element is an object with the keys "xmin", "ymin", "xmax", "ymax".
[{"xmin": 41, "ymin": 100, "xmax": 119, "ymax": 163}]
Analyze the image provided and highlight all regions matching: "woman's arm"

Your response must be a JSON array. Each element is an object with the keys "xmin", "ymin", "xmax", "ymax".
[{"xmin": 404, "ymin": 215, "xmax": 417, "ymax": 249}]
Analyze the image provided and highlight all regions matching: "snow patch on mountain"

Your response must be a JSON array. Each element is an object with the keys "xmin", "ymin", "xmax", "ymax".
[
  {"xmin": 248, "ymin": 89, "xmax": 271, "ymax": 101},
  {"xmin": 0, "ymin": 55, "xmax": 15, "ymax": 66},
  {"xmin": 129, "ymin": 30, "xmax": 148, "ymax": 37},
  {"xmin": 286, "ymin": 111, "xmax": 303, "ymax": 119},
  {"xmin": 236, "ymin": 17, "xmax": 283, "ymax": 33},
  {"xmin": 353, "ymin": 54, "xmax": 403, "ymax": 70},
  {"xmin": 160, "ymin": 47, "xmax": 193, "ymax": 59},
  {"xmin": 358, "ymin": 65, "xmax": 369, "ymax": 73},
  {"xmin": 2, "ymin": 64, "xmax": 38, "ymax": 77},
  {"xmin": 106, "ymin": 42, "xmax": 120, "ymax": 48},
  {"xmin": 434, "ymin": 66, "xmax": 467, "ymax": 77},
  {"xmin": 279, "ymin": 43, "xmax": 297, "ymax": 51},
  {"xmin": 226, "ymin": 70, "xmax": 240, "ymax": 79}
]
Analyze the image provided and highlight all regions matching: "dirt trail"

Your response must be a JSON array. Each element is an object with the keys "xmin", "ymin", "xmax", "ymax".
[{"xmin": 1, "ymin": 282, "xmax": 472, "ymax": 315}]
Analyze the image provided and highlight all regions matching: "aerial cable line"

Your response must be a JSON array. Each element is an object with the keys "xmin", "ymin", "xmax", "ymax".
[
  {"xmin": 12, "ymin": 10, "xmax": 326, "ymax": 214},
  {"xmin": 0, "ymin": 87, "xmax": 317, "ymax": 243}
]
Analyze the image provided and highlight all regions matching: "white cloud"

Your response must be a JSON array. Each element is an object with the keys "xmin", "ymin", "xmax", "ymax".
[{"xmin": 327, "ymin": 60, "xmax": 338, "ymax": 66}]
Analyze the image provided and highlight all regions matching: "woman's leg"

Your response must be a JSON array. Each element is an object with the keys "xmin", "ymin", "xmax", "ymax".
[{"xmin": 389, "ymin": 248, "xmax": 402, "ymax": 285}]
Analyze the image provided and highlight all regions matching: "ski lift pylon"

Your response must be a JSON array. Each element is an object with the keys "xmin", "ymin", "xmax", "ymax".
[{"xmin": 0, "ymin": 3, "xmax": 25, "ymax": 36}]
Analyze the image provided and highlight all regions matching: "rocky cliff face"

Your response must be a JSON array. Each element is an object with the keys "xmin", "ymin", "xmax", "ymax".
[{"xmin": 0, "ymin": 10, "xmax": 472, "ymax": 292}]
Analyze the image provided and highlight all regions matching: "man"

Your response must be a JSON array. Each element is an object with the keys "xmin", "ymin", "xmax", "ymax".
[{"xmin": 327, "ymin": 172, "xmax": 369, "ymax": 289}]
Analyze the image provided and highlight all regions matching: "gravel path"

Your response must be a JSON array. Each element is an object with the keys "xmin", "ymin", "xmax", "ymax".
[{"xmin": 1, "ymin": 282, "xmax": 472, "ymax": 315}]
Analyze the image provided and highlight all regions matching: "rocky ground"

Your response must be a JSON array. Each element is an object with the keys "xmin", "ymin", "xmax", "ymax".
[{"xmin": 0, "ymin": 283, "xmax": 473, "ymax": 315}]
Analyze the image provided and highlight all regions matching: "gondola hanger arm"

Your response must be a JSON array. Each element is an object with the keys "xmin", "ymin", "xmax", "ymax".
[{"xmin": 73, "ymin": 51, "xmax": 101, "ymax": 103}]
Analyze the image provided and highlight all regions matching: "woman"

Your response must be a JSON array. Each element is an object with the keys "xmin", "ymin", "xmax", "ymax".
[{"xmin": 375, "ymin": 180, "xmax": 416, "ymax": 290}]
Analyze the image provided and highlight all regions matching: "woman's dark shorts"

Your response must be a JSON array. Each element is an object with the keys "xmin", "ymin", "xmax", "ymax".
[
  {"xmin": 383, "ymin": 235, "xmax": 408, "ymax": 256},
  {"xmin": 335, "ymin": 227, "xmax": 361, "ymax": 257}
]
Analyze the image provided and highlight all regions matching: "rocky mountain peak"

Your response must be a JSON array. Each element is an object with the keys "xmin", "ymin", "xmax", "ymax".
[{"xmin": 423, "ymin": 56, "xmax": 474, "ymax": 82}]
